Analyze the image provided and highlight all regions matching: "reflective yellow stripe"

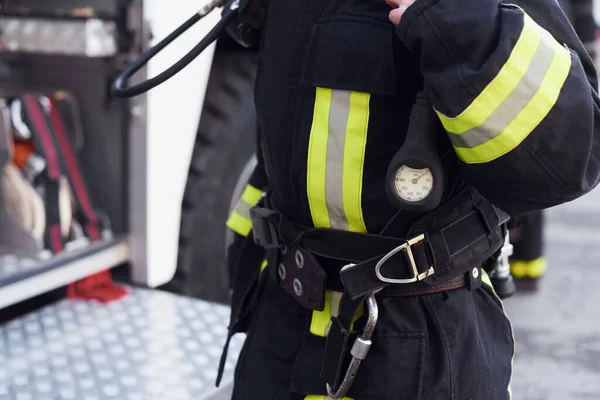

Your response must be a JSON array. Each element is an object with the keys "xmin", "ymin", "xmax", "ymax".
[
  {"xmin": 226, "ymin": 184, "xmax": 264, "ymax": 237},
  {"xmin": 310, "ymin": 291, "xmax": 333, "ymax": 337},
  {"xmin": 226, "ymin": 211, "xmax": 253, "ymax": 237},
  {"xmin": 454, "ymin": 42, "xmax": 571, "ymax": 163},
  {"xmin": 304, "ymin": 396, "xmax": 354, "ymax": 400},
  {"xmin": 241, "ymin": 184, "xmax": 263, "ymax": 205},
  {"xmin": 307, "ymin": 88, "xmax": 369, "ymax": 231},
  {"xmin": 260, "ymin": 259, "xmax": 268, "ymax": 273},
  {"xmin": 437, "ymin": 16, "xmax": 541, "ymax": 134},
  {"xmin": 309, "ymin": 290, "xmax": 364, "ymax": 337},
  {"xmin": 510, "ymin": 257, "xmax": 547, "ymax": 278},
  {"xmin": 481, "ymin": 269, "xmax": 515, "ymax": 400},
  {"xmin": 343, "ymin": 92, "xmax": 369, "ymax": 233},
  {"xmin": 481, "ymin": 269, "xmax": 494, "ymax": 289},
  {"xmin": 307, "ymin": 87, "xmax": 333, "ymax": 228},
  {"xmin": 437, "ymin": 13, "xmax": 572, "ymax": 164}
]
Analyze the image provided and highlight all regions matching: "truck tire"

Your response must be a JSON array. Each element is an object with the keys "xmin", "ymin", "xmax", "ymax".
[{"xmin": 160, "ymin": 50, "xmax": 258, "ymax": 304}]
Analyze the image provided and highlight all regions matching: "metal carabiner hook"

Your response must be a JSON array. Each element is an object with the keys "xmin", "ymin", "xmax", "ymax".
[
  {"xmin": 326, "ymin": 292, "xmax": 380, "ymax": 399},
  {"xmin": 10, "ymin": 99, "xmax": 32, "ymax": 140}
]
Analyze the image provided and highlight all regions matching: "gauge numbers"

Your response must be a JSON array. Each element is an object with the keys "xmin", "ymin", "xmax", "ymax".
[{"xmin": 394, "ymin": 165, "xmax": 434, "ymax": 202}]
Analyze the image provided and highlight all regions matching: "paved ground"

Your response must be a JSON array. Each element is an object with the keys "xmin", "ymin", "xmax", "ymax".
[{"xmin": 505, "ymin": 187, "xmax": 600, "ymax": 400}]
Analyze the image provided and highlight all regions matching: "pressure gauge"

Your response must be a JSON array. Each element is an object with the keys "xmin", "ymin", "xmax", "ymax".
[
  {"xmin": 393, "ymin": 166, "xmax": 434, "ymax": 203},
  {"xmin": 386, "ymin": 92, "xmax": 445, "ymax": 212}
]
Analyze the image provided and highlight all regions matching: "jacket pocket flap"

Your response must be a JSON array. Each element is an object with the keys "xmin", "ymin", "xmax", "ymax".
[{"xmin": 302, "ymin": 18, "xmax": 398, "ymax": 96}]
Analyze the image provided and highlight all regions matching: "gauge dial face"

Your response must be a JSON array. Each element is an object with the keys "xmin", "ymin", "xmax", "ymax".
[{"xmin": 394, "ymin": 165, "xmax": 434, "ymax": 202}]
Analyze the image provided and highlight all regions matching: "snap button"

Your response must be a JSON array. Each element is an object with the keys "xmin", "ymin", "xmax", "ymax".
[
  {"xmin": 295, "ymin": 250, "xmax": 304, "ymax": 269},
  {"xmin": 293, "ymin": 278, "xmax": 303, "ymax": 297},
  {"xmin": 278, "ymin": 263, "xmax": 287, "ymax": 280}
]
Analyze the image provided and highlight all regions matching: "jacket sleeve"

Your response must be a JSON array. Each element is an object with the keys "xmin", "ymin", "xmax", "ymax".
[
  {"xmin": 225, "ymin": 130, "xmax": 269, "ymax": 289},
  {"xmin": 225, "ymin": 131, "xmax": 269, "ymax": 237},
  {"xmin": 396, "ymin": 0, "xmax": 600, "ymax": 216}
]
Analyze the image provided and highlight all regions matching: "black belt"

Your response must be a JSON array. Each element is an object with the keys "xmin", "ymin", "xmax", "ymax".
[
  {"xmin": 252, "ymin": 187, "xmax": 508, "ymax": 308},
  {"xmin": 254, "ymin": 188, "xmax": 508, "ymax": 394},
  {"xmin": 217, "ymin": 187, "xmax": 508, "ymax": 391}
]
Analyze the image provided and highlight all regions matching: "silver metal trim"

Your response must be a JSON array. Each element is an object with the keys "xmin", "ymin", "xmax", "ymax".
[
  {"xmin": 295, "ymin": 250, "xmax": 304, "ymax": 269},
  {"xmin": 278, "ymin": 263, "xmax": 287, "ymax": 281},
  {"xmin": 0, "ymin": 16, "xmax": 118, "ymax": 57},
  {"xmin": 293, "ymin": 278, "xmax": 303, "ymax": 296},
  {"xmin": 0, "ymin": 239, "xmax": 130, "ymax": 309}
]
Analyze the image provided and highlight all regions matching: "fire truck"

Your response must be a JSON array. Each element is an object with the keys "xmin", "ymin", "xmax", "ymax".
[{"xmin": 0, "ymin": 1, "xmax": 257, "ymax": 398}]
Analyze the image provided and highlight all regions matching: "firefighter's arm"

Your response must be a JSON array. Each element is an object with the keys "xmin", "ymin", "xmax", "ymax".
[
  {"xmin": 390, "ymin": 0, "xmax": 600, "ymax": 216},
  {"xmin": 226, "ymin": 125, "xmax": 269, "ymax": 238}
]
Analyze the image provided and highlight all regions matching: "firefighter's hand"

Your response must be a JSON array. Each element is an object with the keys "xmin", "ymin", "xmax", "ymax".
[{"xmin": 386, "ymin": 0, "xmax": 416, "ymax": 25}]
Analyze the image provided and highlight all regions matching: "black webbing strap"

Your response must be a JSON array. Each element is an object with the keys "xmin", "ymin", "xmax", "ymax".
[
  {"xmin": 317, "ymin": 189, "xmax": 507, "ymax": 392},
  {"xmin": 20, "ymin": 94, "xmax": 64, "ymax": 253},
  {"xmin": 46, "ymin": 96, "xmax": 102, "ymax": 241},
  {"xmin": 320, "ymin": 293, "xmax": 364, "ymax": 391},
  {"xmin": 216, "ymin": 234, "xmax": 266, "ymax": 387},
  {"xmin": 21, "ymin": 94, "xmax": 128, "ymax": 303},
  {"xmin": 249, "ymin": 188, "xmax": 507, "ymax": 393},
  {"xmin": 252, "ymin": 188, "xmax": 506, "ymax": 300},
  {"xmin": 340, "ymin": 206, "xmax": 499, "ymax": 300}
]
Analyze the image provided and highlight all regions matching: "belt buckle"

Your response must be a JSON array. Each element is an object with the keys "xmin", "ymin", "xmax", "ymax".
[
  {"xmin": 374, "ymin": 233, "xmax": 434, "ymax": 284},
  {"xmin": 249, "ymin": 207, "xmax": 280, "ymax": 249}
]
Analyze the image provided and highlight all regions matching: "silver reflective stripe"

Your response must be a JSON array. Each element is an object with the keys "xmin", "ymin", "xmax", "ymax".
[
  {"xmin": 234, "ymin": 199, "xmax": 252, "ymax": 219},
  {"xmin": 326, "ymin": 90, "xmax": 351, "ymax": 230},
  {"xmin": 307, "ymin": 88, "xmax": 369, "ymax": 232},
  {"xmin": 449, "ymin": 28, "xmax": 557, "ymax": 149}
]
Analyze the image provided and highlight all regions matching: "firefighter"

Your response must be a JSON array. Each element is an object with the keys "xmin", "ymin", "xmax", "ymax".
[
  {"xmin": 219, "ymin": 0, "xmax": 600, "ymax": 398},
  {"xmin": 560, "ymin": 0, "xmax": 598, "ymax": 61},
  {"xmin": 509, "ymin": 211, "xmax": 548, "ymax": 288},
  {"xmin": 509, "ymin": 0, "xmax": 597, "ymax": 288}
]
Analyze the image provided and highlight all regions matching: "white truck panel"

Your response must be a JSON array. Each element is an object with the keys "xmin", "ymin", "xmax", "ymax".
[{"xmin": 131, "ymin": 2, "xmax": 221, "ymax": 287}]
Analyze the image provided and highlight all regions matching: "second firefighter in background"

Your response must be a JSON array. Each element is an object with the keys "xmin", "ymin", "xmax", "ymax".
[{"xmin": 510, "ymin": 0, "xmax": 597, "ymax": 287}]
